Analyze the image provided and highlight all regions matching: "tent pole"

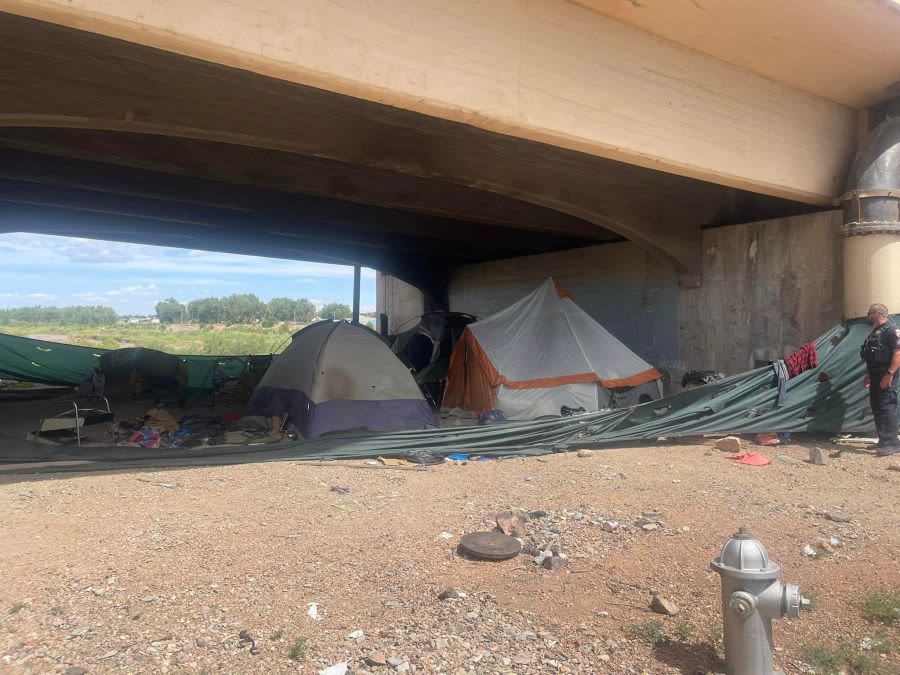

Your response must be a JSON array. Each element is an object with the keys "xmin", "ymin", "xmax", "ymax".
[{"xmin": 352, "ymin": 265, "xmax": 361, "ymax": 324}]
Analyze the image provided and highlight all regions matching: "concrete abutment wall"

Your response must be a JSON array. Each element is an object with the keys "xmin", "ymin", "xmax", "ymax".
[{"xmin": 380, "ymin": 211, "xmax": 843, "ymax": 392}]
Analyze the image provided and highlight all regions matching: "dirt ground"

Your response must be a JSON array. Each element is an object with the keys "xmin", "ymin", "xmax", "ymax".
[{"xmin": 0, "ymin": 440, "xmax": 898, "ymax": 674}]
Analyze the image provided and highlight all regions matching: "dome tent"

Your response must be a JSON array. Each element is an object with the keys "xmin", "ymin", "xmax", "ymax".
[
  {"xmin": 247, "ymin": 321, "xmax": 437, "ymax": 438},
  {"xmin": 444, "ymin": 278, "xmax": 663, "ymax": 419}
]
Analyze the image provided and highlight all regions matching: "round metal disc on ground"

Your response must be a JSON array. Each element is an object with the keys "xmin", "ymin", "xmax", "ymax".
[{"xmin": 458, "ymin": 531, "xmax": 521, "ymax": 561}]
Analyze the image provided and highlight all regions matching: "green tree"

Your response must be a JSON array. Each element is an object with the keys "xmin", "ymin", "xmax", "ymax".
[
  {"xmin": 320, "ymin": 302, "xmax": 352, "ymax": 320},
  {"xmin": 188, "ymin": 297, "xmax": 224, "ymax": 324},
  {"xmin": 155, "ymin": 297, "xmax": 186, "ymax": 324},
  {"xmin": 222, "ymin": 293, "xmax": 265, "ymax": 324},
  {"xmin": 266, "ymin": 297, "xmax": 296, "ymax": 322},
  {"xmin": 294, "ymin": 298, "xmax": 316, "ymax": 322}
]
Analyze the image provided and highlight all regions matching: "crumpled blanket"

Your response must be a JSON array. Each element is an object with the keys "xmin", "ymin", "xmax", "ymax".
[
  {"xmin": 784, "ymin": 343, "xmax": 818, "ymax": 377},
  {"xmin": 122, "ymin": 428, "xmax": 160, "ymax": 448},
  {"xmin": 144, "ymin": 407, "xmax": 179, "ymax": 433}
]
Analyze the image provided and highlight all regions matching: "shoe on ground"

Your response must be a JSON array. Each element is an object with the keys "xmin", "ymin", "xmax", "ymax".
[{"xmin": 875, "ymin": 445, "xmax": 900, "ymax": 457}]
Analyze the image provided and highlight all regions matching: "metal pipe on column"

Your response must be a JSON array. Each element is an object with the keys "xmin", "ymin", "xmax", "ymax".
[
  {"xmin": 352, "ymin": 264, "xmax": 361, "ymax": 324},
  {"xmin": 840, "ymin": 116, "xmax": 900, "ymax": 319}
]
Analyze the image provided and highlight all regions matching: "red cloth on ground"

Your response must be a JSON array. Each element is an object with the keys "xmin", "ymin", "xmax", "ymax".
[
  {"xmin": 784, "ymin": 343, "xmax": 818, "ymax": 377},
  {"xmin": 727, "ymin": 452, "xmax": 772, "ymax": 466}
]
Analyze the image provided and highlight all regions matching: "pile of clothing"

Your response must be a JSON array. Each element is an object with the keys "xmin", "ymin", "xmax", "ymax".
[{"xmin": 115, "ymin": 407, "xmax": 288, "ymax": 449}]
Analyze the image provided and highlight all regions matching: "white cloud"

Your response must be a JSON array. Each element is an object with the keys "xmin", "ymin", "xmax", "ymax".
[
  {"xmin": 0, "ymin": 233, "xmax": 377, "ymax": 280},
  {"xmin": 71, "ymin": 292, "xmax": 103, "ymax": 301},
  {"xmin": 0, "ymin": 233, "xmax": 377, "ymax": 315},
  {"xmin": 105, "ymin": 283, "xmax": 157, "ymax": 297}
]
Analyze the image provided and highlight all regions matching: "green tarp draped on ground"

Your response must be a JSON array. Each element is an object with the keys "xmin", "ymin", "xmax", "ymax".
[
  {"xmin": 0, "ymin": 332, "xmax": 272, "ymax": 393},
  {"xmin": 0, "ymin": 333, "xmax": 104, "ymax": 386},
  {"xmin": 0, "ymin": 319, "xmax": 881, "ymax": 468},
  {"xmin": 577, "ymin": 319, "xmax": 873, "ymax": 444}
]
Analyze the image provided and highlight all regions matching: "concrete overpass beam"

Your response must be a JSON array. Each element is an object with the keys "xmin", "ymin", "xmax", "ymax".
[{"xmin": 2, "ymin": 0, "xmax": 856, "ymax": 205}]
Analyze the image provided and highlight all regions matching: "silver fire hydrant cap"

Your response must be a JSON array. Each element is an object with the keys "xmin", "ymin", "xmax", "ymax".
[{"xmin": 711, "ymin": 527, "xmax": 781, "ymax": 578}]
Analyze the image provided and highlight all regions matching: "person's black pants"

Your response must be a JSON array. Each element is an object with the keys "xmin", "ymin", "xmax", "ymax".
[{"xmin": 869, "ymin": 369, "xmax": 899, "ymax": 447}]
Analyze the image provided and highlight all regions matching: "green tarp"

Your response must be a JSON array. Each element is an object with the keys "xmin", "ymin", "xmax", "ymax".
[
  {"xmin": 0, "ymin": 318, "xmax": 881, "ymax": 467},
  {"xmin": 0, "ymin": 333, "xmax": 103, "ymax": 386},
  {"xmin": 0, "ymin": 332, "xmax": 272, "ymax": 393},
  {"xmin": 577, "ymin": 319, "xmax": 873, "ymax": 444}
]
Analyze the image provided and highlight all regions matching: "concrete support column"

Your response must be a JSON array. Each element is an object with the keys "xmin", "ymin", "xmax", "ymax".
[
  {"xmin": 843, "ymin": 235, "xmax": 900, "ymax": 319},
  {"xmin": 840, "ymin": 116, "xmax": 900, "ymax": 319},
  {"xmin": 352, "ymin": 264, "xmax": 361, "ymax": 324}
]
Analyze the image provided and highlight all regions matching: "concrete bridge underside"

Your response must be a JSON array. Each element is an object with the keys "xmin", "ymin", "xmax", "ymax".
[{"xmin": 0, "ymin": 12, "xmax": 838, "ymax": 298}]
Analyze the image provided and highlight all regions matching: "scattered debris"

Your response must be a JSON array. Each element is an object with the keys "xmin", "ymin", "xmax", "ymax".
[
  {"xmin": 376, "ymin": 457, "xmax": 417, "ymax": 467},
  {"xmin": 329, "ymin": 502, "xmax": 354, "ymax": 513},
  {"xmin": 534, "ymin": 549, "xmax": 553, "ymax": 565},
  {"xmin": 802, "ymin": 544, "xmax": 818, "ymax": 557},
  {"xmin": 576, "ymin": 449, "xmax": 594, "ymax": 458},
  {"xmin": 601, "ymin": 519, "xmax": 620, "ymax": 533},
  {"xmin": 238, "ymin": 629, "xmax": 260, "ymax": 655},
  {"xmin": 542, "ymin": 556, "xmax": 567, "ymax": 571},
  {"xmin": 808, "ymin": 447, "xmax": 828, "ymax": 466},
  {"xmin": 636, "ymin": 512, "xmax": 664, "ymax": 531},
  {"xmin": 137, "ymin": 480, "xmax": 179, "ymax": 489},
  {"xmin": 365, "ymin": 651, "xmax": 388, "ymax": 667},
  {"xmin": 495, "ymin": 510, "xmax": 527, "ymax": 537},
  {"xmin": 825, "ymin": 511, "xmax": 850, "ymax": 523},
  {"xmin": 755, "ymin": 432, "xmax": 780, "ymax": 446},
  {"xmin": 887, "ymin": 462, "xmax": 900, "ymax": 472},
  {"xmin": 727, "ymin": 452, "xmax": 772, "ymax": 466},
  {"xmin": 330, "ymin": 485, "xmax": 351, "ymax": 494},
  {"xmin": 457, "ymin": 531, "xmax": 522, "ymax": 561},
  {"xmin": 307, "ymin": 602, "xmax": 321, "ymax": 621},
  {"xmin": 319, "ymin": 663, "xmax": 348, "ymax": 675},
  {"xmin": 438, "ymin": 588, "xmax": 466, "ymax": 600},
  {"xmin": 346, "ymin": 629, "xmax": 365, "ymax": 640},
  {"xmin": 815, "ymin": 536, "xmax": 843, "ymax": 553},
  {"xmin": 715, "ymin": 436, "xmax": 745, "ymax": 453},
  {"xmin": 650, "ymin": 595, "xmax": 680, "ymax": 616},
  {"xmin": 439, "ymin": 531, "xmax": 454, "ymax": 540}
]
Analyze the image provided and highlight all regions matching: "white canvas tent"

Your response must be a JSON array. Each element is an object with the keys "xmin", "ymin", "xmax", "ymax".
[
  {"xmin": 247, "ymin": 321, "xmax": 437, "ymax": 437},
  {"xmin": 444, "ymin": 278, "xmax": 662, "ymax": 419}
]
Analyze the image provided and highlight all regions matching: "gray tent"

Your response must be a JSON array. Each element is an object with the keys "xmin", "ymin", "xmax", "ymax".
[{"xmin": 247, "ymin": 321, "xmax": 438, "ymax": 438}]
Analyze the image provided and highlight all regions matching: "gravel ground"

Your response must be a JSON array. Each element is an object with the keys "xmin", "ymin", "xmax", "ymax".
[{"xmin": 0, "ymin": 440, "xmax": 898, "ymax": 674}]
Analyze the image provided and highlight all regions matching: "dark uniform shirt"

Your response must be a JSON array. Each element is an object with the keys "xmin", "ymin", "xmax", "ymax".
[{"xmin": 860, "ymin": 320, "xmax": 900, "ymax": 374}]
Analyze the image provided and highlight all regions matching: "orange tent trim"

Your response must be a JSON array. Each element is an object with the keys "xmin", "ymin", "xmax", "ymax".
[
  {"xmin": 553, "ymin": 278, "xmax": 573, "ymax": 300},
  {"xmin": 444, "ymin": 328, "xmax": 662, "ymax": 411}
]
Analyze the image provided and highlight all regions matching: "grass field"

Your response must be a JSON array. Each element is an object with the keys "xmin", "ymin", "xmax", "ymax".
[{"xmin": 0, "ymin": 323, "xmax": 300, "ymax": 355}]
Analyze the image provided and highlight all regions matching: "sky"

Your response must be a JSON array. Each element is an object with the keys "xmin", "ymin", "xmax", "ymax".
[{"xmin": 0, "ymin": 233, "xmax": 377, "ymax": 316}]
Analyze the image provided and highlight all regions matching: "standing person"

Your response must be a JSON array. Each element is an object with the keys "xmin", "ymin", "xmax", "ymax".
[{"xmin": 860, "ymin": 303, "xmax": 900, "ymax": 456}]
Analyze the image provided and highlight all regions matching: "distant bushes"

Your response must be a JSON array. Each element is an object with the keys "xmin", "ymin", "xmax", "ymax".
[{"xmin": 0, "ymin": 305, "xmax": 118, "ymax": 326}]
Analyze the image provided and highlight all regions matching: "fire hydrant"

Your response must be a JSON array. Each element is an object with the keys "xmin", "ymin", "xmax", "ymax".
[{"xmin": 711, "ymin": 527, "xmax": 811, "ymax": 675}]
